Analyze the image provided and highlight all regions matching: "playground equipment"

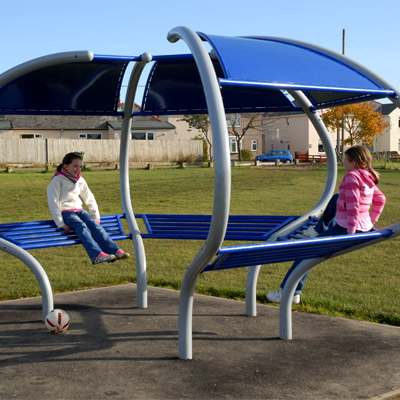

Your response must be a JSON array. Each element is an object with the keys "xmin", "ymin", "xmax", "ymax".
[{"xmin": 1, "ymin": 26, "xmax": 399, "ymax": 359}]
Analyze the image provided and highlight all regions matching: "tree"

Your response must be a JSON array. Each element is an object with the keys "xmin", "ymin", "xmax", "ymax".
[
  {"xmin": 227, "ymin": 113, "xmax": 263, "ymax": 161},
  {"xmin": 180, "ymin": 115, "xmax": 213, "ymax": 161},
  {"xmin": 322, "ymin": 102, "xmax": 389, "ymax": 147},
  {"xmin": 182, "ymin": 112, "xmax": 285, "ymax": 162}
]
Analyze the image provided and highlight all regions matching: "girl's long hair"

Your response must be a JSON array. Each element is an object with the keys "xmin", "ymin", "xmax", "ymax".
[
  {"xmin": 57, "ymin": 152, "xmax": 83, "ymax": 172},
  {"xmin": 345, "ymin": 145, "xmax": 380, "ymax": 184}
]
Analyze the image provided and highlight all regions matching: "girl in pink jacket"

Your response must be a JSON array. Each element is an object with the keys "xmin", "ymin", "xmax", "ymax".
[{"xmin": 267, "ymin": 145, "xmax": 386, "ymax": 304}]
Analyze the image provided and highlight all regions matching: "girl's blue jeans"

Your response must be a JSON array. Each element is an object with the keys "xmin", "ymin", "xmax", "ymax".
[
  {"xmin": 281, "ymin": 194, "xmax": 346, "ymax": 295},
  {"xmin": 62, "ymin": 210, "xmax": 120, "ymax": 263}
]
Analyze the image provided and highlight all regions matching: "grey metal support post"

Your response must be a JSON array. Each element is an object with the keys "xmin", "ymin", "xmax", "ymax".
[
  {"xmin": 168, "ymin": 26, "xmax": 231, "ymax": 360},
  {"xmin": 279, "ymin": 228, "xmax": 400, "ymax": 340},
  {"xmin": 244, "ymin": 90, "xmax": 338, "ymax": 317},
  {"xmin": 276, "ymin": 90, "xmax": 338, "ymax": 338},
  {"xmin": 280, "ymin": 96, "xmax": 400, "ymax": 341},
  {"xmin": 120, "ymin": 52, "xmax": 152, "ymax": 309},
  {"xmin": 281, "ymin": 90, "xmax": 337, "ymax": 233},
  {"xmin": 0, "ymin": 238, "xmax": 53, "ymax": 321},
  {"xmin": 279, "ymin": 257, "xmax": 325, "ymax": 339},
  {"xmin": 245, "ymin": 264, "xmax": 261, "ymax": 316}
]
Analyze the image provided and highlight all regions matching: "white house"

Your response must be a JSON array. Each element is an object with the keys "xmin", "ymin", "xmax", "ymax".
[
  {"xmin": 263, "ymin": 111, "xmax": 337, "ymax": 156},
  {"xmin": 262, "ymin": 101, "xmax": 400, "ymax": 157},
  {"xmin": 371, "ymin": 103, "xmax": 400, "ymax": 153}
]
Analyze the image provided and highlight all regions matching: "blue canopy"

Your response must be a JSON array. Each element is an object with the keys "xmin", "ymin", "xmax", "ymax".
[{"xmin": 0, "ymin": 33, "xmax": 396, "ymax": 116}]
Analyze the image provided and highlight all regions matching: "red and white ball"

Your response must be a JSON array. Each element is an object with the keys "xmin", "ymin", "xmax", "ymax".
[{"xmin": 45, "ymin": 309, "xmax": 70, "ymax": 333}]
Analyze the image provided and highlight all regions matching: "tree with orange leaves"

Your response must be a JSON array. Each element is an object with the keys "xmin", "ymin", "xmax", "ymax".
[{"xmin": 322, "ymin": 102, "xmax": 389, "ymax": 147}]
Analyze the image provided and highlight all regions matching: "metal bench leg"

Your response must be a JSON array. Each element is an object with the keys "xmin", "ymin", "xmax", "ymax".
[
  {"xmin": 178, "ymin": 274, "xmax": 198, "ymax": 360},
  {"xmin": 0, "ymin": 238, "xmax": 54, "ymax": 321},
  {"xmin": 120, "ymin": 53, "xmax": 152, "ymax": 309},
  {"xmin": 245, "ymin": 265, "xmax": 261, "ymax": 317},
  {"xmin": 279, "ymin": 257, "xmax": 325, "ymax": 340}
]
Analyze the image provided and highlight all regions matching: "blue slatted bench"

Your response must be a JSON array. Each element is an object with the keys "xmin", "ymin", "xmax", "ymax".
[
  {"xmin": 135, "ymin": 214, "xmax": 301, "ymax": 241},
  {"xmin": 0, "ymin": 214, "xmax": 131, "ymax": 250},
  {"xmin": 5, "ymin": 213, "xmax": 375, "ymax": 265},
  {"xmin": 0, "ymin": 213, "xmax": 302, "ymax": 250},
  {"xmin": 2, "ymin": 212, "xmax": 393, "ymax": 277},
  {"xmin": 203, "ymin": 228, "xmax": 394, "ymax": 272},
  {"xmin": 0, "ymin": 213, "xmax": 304, "ymax": 250}
]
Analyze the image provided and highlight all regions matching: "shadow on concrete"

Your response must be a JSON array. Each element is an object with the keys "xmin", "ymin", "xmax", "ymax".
[{"xmin": 0, "ymin": 284, "xmax": 399, "ymax": 399}]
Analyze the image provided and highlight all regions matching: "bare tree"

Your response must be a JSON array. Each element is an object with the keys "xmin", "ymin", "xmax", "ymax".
[
  {"xmin": 228, "ymin": 113, "xmax": 287, "ymax": 160},
  {"xmin": 227, "ymin": 113, "xmax": 263, "ymax": 161},
  {"xmin": 182, "ymin": 112, "xmax": 286, "ymax": 162},
  {"xmin": 180, "ymin": 115, "xmax": 213, "ymax": 161}
]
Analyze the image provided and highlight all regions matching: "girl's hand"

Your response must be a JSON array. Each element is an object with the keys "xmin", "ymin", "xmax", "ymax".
[
  {"xmin": 62, "ymin": 225, "xmax": 71, "ymax": 232},
  {"xmin": 94, "ymin": 218, "xmax": 100, "ymax": 225}
]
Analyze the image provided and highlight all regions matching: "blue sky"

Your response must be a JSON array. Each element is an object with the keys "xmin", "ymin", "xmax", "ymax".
[{"xmin": 2, "ymin": 0, "xmax": 400, "ymax": 103}]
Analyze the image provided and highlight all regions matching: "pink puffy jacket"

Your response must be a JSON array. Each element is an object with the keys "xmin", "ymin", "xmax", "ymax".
[{"xmin": 335, "ymin": 169, "xmax": 386, "ymax": 234}]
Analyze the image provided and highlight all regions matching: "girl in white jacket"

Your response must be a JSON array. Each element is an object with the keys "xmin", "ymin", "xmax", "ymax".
[{"xmin": 47, "ymin": 152, "xmax": 130, "ymax": 264}]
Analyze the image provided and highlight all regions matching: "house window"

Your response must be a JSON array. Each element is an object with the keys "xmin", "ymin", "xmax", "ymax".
[
  {"xmin": 229, "ymin": 137, "xmax": 238, "ymax": 153},
  {"xmin": 398, "ymin": 139, "xmax": 400, "ymax": 152},
  {"xmin": 271, "ymin": 140, "xmax": 274, "ymax": 150},
  {"xmin": 318, "ymin": 140, "xmax": 325, "ymax": 153},
  {"xmin": 398, "ymin": 118, "xmax": 400, "ymax": 128},
  {"xmin": 78, "ymin": 133, "xmax": 102, "ymax": 139},
  {"xmin": 252, "ymin": 140, "xmax": 258, "ymax": 151},
  {"xmin": 226, "ymin": 114, "xmax": 241, "ymax": 128},
  {"xmin": 286, "ymin": 118, "xmax": 290, "ymax": 128},
  {"xmin": 131, "ymin": 131, "xmax": 155, "ymax": 140},
  {"xmin": 19, "ymin": 133, "xmax": 43, "ymax": 139}
]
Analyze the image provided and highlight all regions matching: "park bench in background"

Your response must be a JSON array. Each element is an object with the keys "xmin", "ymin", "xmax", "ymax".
[{"xmin": 295, "ymin": 152, "xmax": 327, "ymax": 163}]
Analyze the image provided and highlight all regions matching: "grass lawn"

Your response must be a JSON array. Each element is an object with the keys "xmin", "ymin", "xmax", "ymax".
[{"xmin": 0, "ymin": 165, "xmax": 399, "ymax": 326}]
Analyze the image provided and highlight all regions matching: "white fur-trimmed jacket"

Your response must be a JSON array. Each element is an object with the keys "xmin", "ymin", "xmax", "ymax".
[{"xmin": 47, "ymin": 175, "xmax": 100, "ymax": 228}]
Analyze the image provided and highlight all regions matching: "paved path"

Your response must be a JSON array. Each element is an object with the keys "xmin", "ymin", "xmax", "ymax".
[{"xmin": 1, "ymin": 284, "xmax": 399, "ymax": 399}]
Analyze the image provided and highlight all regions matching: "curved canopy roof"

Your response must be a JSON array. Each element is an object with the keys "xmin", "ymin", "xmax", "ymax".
[{"xmin": 0, "ymin": 33, "xmax": 397, "ymax": 116}]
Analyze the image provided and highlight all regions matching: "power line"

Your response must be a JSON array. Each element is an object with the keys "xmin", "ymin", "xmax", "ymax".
[
  {"xmin": 317, "ymin": 33, "xmax": 342, "ymax": 46},
  {"xmin": 346, "ymin": 36, "xmax": 400, "ymax": 82}
]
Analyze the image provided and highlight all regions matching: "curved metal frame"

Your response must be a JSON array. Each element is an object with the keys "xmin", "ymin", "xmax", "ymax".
[
  {"xmin": 0, "ymin": 51, "xmax": 93, "ymax": 322},
  {"xmin": 245, "ymin": 89, "xmax": 338, "ymax": 317},
  {"xmin": 0, "ymin": 51, "xmax": 94, "ymax": 88},
  {"xmin": 279, "ymin": 94, "xmax": 400, "ymax": 340},
  {"xmin": 120, "ymin": 53, "xmax": 153, "ymax": 309},
  {"xmin": 0, "ymin": 238, "xmax": 53, "ymax": 321},
  {"xmin": 168, "ymin": 26, "xmax": 232, "ymax": 360},
  {"xmin": 2, "ymin": 30, "xmax": 400, "ymax": 356}
]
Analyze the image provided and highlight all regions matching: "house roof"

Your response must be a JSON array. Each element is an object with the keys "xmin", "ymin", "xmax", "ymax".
[
  {"xmin": 376, "ymin": 103, "xmax": 398, "ymax": 116},
  {"xmin": 107, "ymin": 118, "xmax": 175, "ymax": 130},
  {"xmin": 0, "ymin": 117, "xmax": 12, "ymax": 130},
  {"xmin": 2, "ymin": 114, "xmax": 175, "ymax": 131}
]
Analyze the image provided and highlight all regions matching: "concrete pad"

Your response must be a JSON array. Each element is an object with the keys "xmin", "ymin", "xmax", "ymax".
[{"xmin": 0, "ymin": 284, "xmax": 399, "ymax": 399}]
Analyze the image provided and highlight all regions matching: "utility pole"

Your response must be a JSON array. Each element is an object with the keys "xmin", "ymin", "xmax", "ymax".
[
  {"xmin": 336, "ymin": 29, "xmax": 346, "ymax": 159},
  {"xmin": 342, "ymin": 28, "xmax": 345, "ymax": 56},
  {"xmin": 340, "ymin": 29, "xmax": 345, "ymax": 157}
]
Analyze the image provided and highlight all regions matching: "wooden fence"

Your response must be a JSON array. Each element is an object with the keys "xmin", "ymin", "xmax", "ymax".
[{"xmin": 0, "ymin": 139, "xmax": 203, "ymax": 166}]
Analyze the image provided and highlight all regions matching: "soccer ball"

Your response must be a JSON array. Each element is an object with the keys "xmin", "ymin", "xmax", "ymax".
[{"xmin": 45, "ymin": 309, "xmax": 70, "ymax": 333}]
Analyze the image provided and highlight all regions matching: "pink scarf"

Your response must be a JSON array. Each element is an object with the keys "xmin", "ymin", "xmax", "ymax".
[{"xmin": 52, "ymin": 167, "xmax": 81, "ymax": 184}]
